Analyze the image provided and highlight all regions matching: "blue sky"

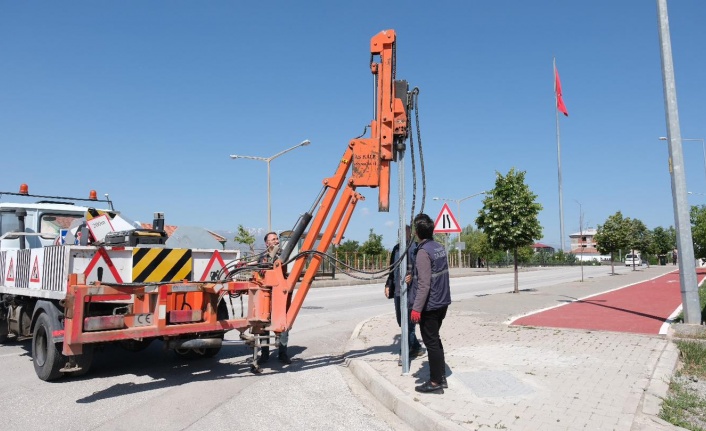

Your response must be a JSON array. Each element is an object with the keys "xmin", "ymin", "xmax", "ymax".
[{"xmin": 1, "ymin": 1, "xmax": 705, "ymax": 249}]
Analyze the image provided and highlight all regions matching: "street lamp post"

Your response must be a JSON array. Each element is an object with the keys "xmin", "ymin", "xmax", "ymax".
[
  {"xmin": 433, "ymin": 191, "xmax": 486, "ymax": 267},
  {"xmin": 659, "ymin": 137, "xmax": 706, "ymax": 183},
  {"xmin": 230, "ymin": 140, "xmax": 311, "ymax": 232}
]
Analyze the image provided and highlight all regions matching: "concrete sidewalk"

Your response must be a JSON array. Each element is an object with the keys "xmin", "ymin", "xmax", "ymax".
[{"xmin": 344, "ymin": 266, "xmax": 686, "ymax": 431}]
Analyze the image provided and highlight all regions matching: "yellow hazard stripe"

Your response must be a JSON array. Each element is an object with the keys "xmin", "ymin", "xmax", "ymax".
[{"xmin": 132, "ymin": 248, "xmax": 192, "ymax": 283}]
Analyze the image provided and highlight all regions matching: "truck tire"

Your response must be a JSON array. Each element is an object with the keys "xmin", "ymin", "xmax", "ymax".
[{"xmin": 32, "ymin": 312, "xmax": 66, "ymax": 381}]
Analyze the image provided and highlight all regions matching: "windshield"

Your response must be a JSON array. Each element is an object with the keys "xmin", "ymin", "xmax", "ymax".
[{"xmin": 40, "ymin": 214, "xmax": 85, "ymax": 235}]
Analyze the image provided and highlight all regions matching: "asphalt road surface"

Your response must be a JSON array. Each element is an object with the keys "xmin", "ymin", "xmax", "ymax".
[{"xmin": 0, "ymin": 265, "xmax": 635, "ymax": 431}]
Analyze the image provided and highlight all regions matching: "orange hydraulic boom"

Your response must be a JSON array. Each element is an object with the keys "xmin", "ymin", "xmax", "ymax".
[{"xmin": 236, "ymin": 29, "xmax": 412, "ymax": 357}]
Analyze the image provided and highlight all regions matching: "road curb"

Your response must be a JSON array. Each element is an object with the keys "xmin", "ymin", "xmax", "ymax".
[
  {"xmin": 346, "ymin": 359, "xmax": 466, "ymax": 431},
  {"xmin": 345, "ymin": 316, "xmax": 466, "ymax": 431}
]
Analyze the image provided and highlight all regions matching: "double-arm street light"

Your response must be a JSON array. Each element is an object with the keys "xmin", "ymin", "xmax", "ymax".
[
  {"xmin": 659, "ymin": 136, "xmax": 706, "ymax": 183},
  {"xmin": 230, "ymin": 139, "xmax": 311, "ymax": 232},
  {"xmin": 433, "ymin": 191, "xmax": 486, "ymax": 267}
]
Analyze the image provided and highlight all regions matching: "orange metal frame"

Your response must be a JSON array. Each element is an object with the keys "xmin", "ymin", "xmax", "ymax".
[
  {"xmin": 253, "ymin": 29, "xmax": 408, "ymax": 337},
  {"xmin": 62, "ymin": 273, "xmax": 255, "ymax": 355}
]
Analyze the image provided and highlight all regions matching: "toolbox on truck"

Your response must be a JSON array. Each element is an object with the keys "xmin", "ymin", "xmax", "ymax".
[{"xmin": 104, "ymin": 229, "xmax": 167, "ymax": 246}]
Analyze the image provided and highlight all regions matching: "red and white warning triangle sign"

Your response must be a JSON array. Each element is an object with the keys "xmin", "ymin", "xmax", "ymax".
[
  {"xmin": 434, "ymin": 203, "xmax": 462, "ymax": 233},
  {"xmin": 5, "ymin": 257, "xmax": 14, "ymax": 282},
  {"xmin": 199, "ymin": 251, "xmax": 231, "ymax": 281},
  {"xmin": 30, "ymin": 256, "xmax": 41, "ymax": 283},
  {"xmin": 84, "ymin": 248, "xmax": 123, "ymax": 283}
]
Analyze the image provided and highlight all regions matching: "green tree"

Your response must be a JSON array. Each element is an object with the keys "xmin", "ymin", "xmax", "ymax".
[
  {"xmin": 337, "ymin": 240, "xmax": 360, "ymax": 254},
  {"xmin": 462, "ymin": 227, "xmax": 490, "ymax": 268},
  {"xmin": 690, "ymin": 205, "xmax": 706, "ymax": 260},
  {"xmin": 360, "ymin": 228, "xmax": 385, "ymax": 256},
  {"xmin": 335, "ymin": 239, "xmax": 360, "ymax": 268},
  {"xmin": 553, "ymin": 249, "xmax": 567, "ymax": 264},
  {"xmin": 626, "ymin": 218, "xmax": 652, "ymax": 268},
  {"xmin": 476, "ymin": 168, "xmax": 543, "ymax": 293},
  {"xmin": 594, "ymin": 211, "xmax": 629, "ymax": 274},
  {"xmin": 517, "ymin": 245, "xmax": 534, "ymax": 264},
  {"xmin": 233, "ymin": 224, "xmax": 256, "ymax": 255},
  {"xmin": 652, "ymin": 226, "xmax": 675, "ymax": 263}
]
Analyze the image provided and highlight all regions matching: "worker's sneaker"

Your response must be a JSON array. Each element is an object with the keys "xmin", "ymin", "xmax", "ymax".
[
  {"xmin": 278, "ymin": 352, "xmax": 292, "ymax": 365},
  {"xmin": 415, "ymin": 381, "xmax": 443, "ymax": 394},
  {"xmin": 441, "ymin": 375, "xmax": 448, "ymax": 389},
  {"xmin": 410, "ymin": 347, "xmax": 426, "ymax": 358}
]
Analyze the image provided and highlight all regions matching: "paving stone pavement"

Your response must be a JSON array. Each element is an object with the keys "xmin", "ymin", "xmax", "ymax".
[{"xmin": 344, "ymin": 266, "xmax": 688, "ymax": 431}]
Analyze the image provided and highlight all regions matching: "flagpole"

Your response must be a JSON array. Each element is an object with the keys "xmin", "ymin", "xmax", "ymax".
[{"xmin": 554, "ymin": 57, "xmax": 566, "ymax": 253}]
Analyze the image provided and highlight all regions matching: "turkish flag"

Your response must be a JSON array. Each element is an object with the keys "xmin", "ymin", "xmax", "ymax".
[{"xmin": 554, "ymin": 65, "xmax": 569, "ymax": 117}]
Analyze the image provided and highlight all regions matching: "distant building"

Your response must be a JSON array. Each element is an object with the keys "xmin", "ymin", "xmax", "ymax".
[{"xmin": 569, "ymin": 228, "xmax": 606, "ymax": 261}]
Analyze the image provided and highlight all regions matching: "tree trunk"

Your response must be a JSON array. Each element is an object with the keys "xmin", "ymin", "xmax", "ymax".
[{"xmin": 513, "ymin": 248, "xmax": 519, "ymax": 293}]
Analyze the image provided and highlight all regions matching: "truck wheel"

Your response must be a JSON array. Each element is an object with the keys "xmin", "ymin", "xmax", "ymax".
[{"xmin": 32, "ymin": 312, "xmax": 66, "ymax": 381}]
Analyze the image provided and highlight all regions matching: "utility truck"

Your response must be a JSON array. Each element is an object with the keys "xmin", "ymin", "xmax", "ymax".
[{"xmin": 0, "ymin": 184, "xmax": 243, "ymax": 380}]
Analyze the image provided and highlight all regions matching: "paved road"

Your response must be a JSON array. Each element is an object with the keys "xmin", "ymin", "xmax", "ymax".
[{"xmin": 0, "ymin": 265, "xmax": 641, "ymax": 431}]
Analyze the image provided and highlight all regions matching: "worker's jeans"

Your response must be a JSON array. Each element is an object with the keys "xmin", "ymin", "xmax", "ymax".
[
  {"xmin": 419, "ymin": 306, "xmax": 448, "ymax": 385},
  {"xmin": 394, "ymin": 295, "xmax": 422, "ymax": 353}
]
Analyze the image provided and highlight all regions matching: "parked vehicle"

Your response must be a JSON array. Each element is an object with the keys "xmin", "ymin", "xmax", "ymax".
[{"xmin": 624, "ymin": 253, "xmax": 642, "ymax": 266}]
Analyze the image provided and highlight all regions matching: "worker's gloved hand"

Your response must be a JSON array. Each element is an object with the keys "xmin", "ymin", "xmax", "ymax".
[{"xmin": 410, "ymin": 310, "xmax": 421, "ymax": 323}]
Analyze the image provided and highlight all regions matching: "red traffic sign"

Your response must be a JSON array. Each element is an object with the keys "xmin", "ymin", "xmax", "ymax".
[{"xmin": 434, "ymin": 203, "xmax": 462, "ymax": 233}]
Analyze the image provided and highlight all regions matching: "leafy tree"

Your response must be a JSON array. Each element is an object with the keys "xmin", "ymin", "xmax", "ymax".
[
  {"xmin": 690, "ymin": 206, "xmax": 706, "ymax": 260},
  {"xmin": 517, "ymin": 245, "xmax": 534, "ymax": 264},
  {"xmin": 337, "ymin": 240, "xmax": 360, "ymax": 254},
  {"xmin": 359, "ymin": 229, "xmax": 385, "ymax": 256},
  {"xmin": 532, "ymin": 249, "xmax": 553, "ymax": 266},
  {"xmin": 626, "ymin": 218, "xmax": 652, "ymax": 268},
  {"xmin": 233, "ymin": 224, "xmax": 256, "ymax": 255},
  {"xmin": 652, "ymin": 226, "xmax": 675, "ymax": 262},
  {"xmin": 476, "ymin": 168, "xmax": 543, "ymax": 293},
  {"xmin": 553, "ymin": 250, "xmax": 567, "ymax": 263},
  {"xmin": 594, "ymin": 211, "xmax": 629, "ymax": 274},
  {"xmin": 462, "ymin": 227, "xmax": 491, "ymax": 269}
]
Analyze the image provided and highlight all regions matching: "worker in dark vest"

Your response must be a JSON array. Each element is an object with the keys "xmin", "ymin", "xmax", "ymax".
[{"xmin": 410, "ymin": 213, "xmax": 451, "ymax": 394}]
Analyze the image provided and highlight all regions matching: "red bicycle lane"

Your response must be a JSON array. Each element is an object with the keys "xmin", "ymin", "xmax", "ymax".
[{"xmin": 511, "ymin": 269, "xmax": 706, "ymax": 335}]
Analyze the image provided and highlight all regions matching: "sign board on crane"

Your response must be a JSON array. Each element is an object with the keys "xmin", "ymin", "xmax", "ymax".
[{"xmin": 434, "ymin": 203, "xmax": 462, "ymax": 233}]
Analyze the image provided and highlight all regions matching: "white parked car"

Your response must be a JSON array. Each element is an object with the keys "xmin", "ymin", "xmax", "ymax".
[{"xmin": 624, "ymin": 254, "xmax": 642, "ymax": 266}]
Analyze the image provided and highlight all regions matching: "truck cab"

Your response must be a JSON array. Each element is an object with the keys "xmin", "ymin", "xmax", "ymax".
[{"xmin": 0, "ymin": 202, "xmax": 89, "ymax": 251}]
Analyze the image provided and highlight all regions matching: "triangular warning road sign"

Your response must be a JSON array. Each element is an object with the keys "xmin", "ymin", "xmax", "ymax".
[
  {"xmin": 199, "ymin": 251, "xmax": 231, "ymax": 281},
  {"xmin": 434, "ymin": 203, "xmax": 462, "ymax": 233},
  {"xmin": 6, "ymin": 257, "xmax": 14, "ymax": 282},
  {"xmin": 84, "ymin": 248, "xmax": 123, "ymax": 283},
  {"xmin": 30, "ymin": 256, "xmax": 41, "ymax": 283}
]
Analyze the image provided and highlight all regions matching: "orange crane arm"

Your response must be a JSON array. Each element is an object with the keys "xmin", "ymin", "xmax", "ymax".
[{"xmin": 264, "ymin": 29, "xmax": 411, "ymax": 335}]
